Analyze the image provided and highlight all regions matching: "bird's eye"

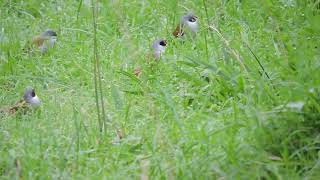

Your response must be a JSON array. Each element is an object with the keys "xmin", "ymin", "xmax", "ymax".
[
  {"xmin": 189, "ymin": 17, "xmax": 196, "ymax": 22},
  {"xmin": 159, "ymin": 41, "xmax": 166, "ymax": 46},
  {"xmin": 49, "ymin": 31, "xmax": 57, "ymax": 37},
  {"xmin": 31, "ymin": 90, "xmax": 36, "ymax": 97}
]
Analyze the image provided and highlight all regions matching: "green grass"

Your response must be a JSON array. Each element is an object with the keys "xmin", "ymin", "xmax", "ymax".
[{"xmin": 1, "ymin": 0, "xmax": 320, "ymax": 179}]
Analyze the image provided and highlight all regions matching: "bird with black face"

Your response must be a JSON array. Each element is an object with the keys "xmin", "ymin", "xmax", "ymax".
[
  {"xmin": 134, "ymin": 39, "xmax": 167, "ymax": 77},
  {"xmin": 23, "ymin": 88, "xmax": 41, "ymax": 107},
  {"xmin": 152, "ymin": 39, "xmax": 167, "ymax": 61},
  {"xmin": 0, "ymin": 87, "xmax": 41, "ymax": 115},
  {"xmin": 173, "ymin": 13, "xmax": 199, "ymax": 38},
  {"xmin": 32, "ymin": 29, "xmax": 57, "ymax": 54}
]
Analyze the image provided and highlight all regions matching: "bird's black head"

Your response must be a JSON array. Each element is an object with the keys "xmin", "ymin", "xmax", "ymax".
[
  {"xmin": 188, "ymin": 16, "xmax": 197, "ymax": 22},
  {"xmin": 159, "ymin": 40, "xmax": 167, "ymax": 46},
  {"xmin": 42, "ymin": 29, "xmax": 57, "ymax": 37},
  {"xmin": 23, "ymin": 88, "xmax": 36, "ymax": 102}
]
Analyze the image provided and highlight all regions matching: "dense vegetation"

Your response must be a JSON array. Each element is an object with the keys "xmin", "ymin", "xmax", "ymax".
[{"xmin": 1, "ymin": 0, "xmax": 319, "ymax": 179}]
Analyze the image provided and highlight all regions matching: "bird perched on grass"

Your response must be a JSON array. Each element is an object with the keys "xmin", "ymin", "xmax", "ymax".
[
  {"xmin": 173, "ymin": 13, "xmax": 199, "ymax": 38},
  {"xmin": 151, "ymin": 39, "xmax": 167, "ymax": 61},
  {"xmin": 134, "ymin": 39, "xmax": 167, "ymax": 77},
  {"xmin": 134, "ymin": 67, "xmax": 143, "ymax": 78},
  {"xmin": 0, "ymin": 88, "xmax": 41, "ymax": 115},
  {"xmin": 111, "ymin": 128, "xmax": 125, "ymax": 145},
  {"xmin": 32, "ymin": 29, "xmax": 57, "ymax": 54}
]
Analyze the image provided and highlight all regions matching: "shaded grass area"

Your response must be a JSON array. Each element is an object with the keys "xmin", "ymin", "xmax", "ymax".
[{"xmin": 1, "ymin": 0, "xmax": 320, "ymax": 179}]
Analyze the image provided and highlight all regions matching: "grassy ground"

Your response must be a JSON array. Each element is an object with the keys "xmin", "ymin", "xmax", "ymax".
[{"xmin": 1, "ymin": 0, "xmax": 320, "ymax": 179}]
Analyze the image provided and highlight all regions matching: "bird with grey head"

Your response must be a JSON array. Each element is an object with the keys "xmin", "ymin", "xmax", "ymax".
[
  {"xmin": 32, "ymin": 29, "xmax": 57, "ymax": 54},
  {"xmin": 0, "ymin": 88, "xmax": 41, "ymax": 115},
  {"xmin": 23, "ymin": 88, "xmax": 41, "ymax": 107},
  {"xmin": 173, "ymin": 13, "xmax": 199, "ymax": 38},
  {"xmin": 134, "ymin": 39, "xmax": 167, "ymax": 77},
  {"xmin": 151, "ymin": 39, "xmax": 167, "ymax": 60}
]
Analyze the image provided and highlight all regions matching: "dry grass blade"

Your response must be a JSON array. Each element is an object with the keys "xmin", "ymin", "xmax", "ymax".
[
  {"xmin": 15, "ymin": 158, "xmax": 22, "ymax": 178},
  {"xmin": 140, "ymin": 159, "xmax": 150, "ymax": 180},
  {"xmin": 209, "ymin": 24, "xmax": 249, "ymax": 73}
]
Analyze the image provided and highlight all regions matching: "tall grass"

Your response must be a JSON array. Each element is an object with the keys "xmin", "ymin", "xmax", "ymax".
[
  {"xmin": 0, "ymin": 0, "xmax": 319, "ymax": 179},
  {"xmin": 91, "ymin": 0, "xmax": 107, "ymax": 134}
]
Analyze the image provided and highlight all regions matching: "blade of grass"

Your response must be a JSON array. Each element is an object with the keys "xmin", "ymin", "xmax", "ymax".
[
  {"xmin": 91, "ymin": 0, "xmax": 106, "ymax": 133},
  {"xmin": 209, "ymin": 24, "xmax": 249, "ymax": 74},
  {"xmin": 245, "ymin": 43, "xmax": 271, "ymax": 79},
  {"xmin": 76, "ymin": 0, "xmax": 83, "ymax": 21}
]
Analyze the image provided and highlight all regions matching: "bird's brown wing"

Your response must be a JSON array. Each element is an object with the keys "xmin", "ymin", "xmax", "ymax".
[
  {"xmin": 32, "ymin": 36, "xmax": 45, "ymax": 47},
  {"xmin": 0, "ymin": 100, "xmax": 31, "ymax": 117},
  {"xmin": 8, "ymin": 100, "xmax": 28, "ymax": 114},
  {"xmin": 173, "ymin": 24, "xmax": 185, "ymax": 37}
]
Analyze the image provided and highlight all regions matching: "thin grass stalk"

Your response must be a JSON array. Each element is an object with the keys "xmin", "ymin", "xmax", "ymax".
[
  {"xmin": 72, "ymin": 101, "xmax": 80, "ymax": 154},
  {"xmin": 245, "ymin": 43, "xmax": 271, "ymax": 79},
  {"xmin": 202, "ymin": 28, "xmax": 209, "ymax": 61},
  {"xmin": 245, "ymin": 43, "xmax": 278, "ymax": 93},
  {"xmin": 91, "ymin": 0, "xmax": 103, "ymax": 133},
  {"xmin": 94, "ymin": 0, "xmax": 108, "ymax": 132},
  {"xmin": 76, "ymin": 0, "xmax": 83, "ymax": 21},
  {"xmin": 202, "ymin": 0, "xmax": 209, "ymax": 61}
]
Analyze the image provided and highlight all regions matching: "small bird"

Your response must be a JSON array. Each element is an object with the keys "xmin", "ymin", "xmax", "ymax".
[
  {"xmin": 134, "ymin": 67, "xmax": 142, "ymax": 78},
  {"xmin": 32, "ymin": 29, "xmax": 57, "ymax": 54},
  {"xmin": 23, "ymin": 88, "xmax": 41, "ymax": 107},
  {"xmin": 0, "ymin": 88, "xmax": 41, "ymax": 115},
  {"xmin": 111, "ymin": 128, "xmax": 125, "ymax": 145},
  {"xmin": 133, "ymin": 39, "xmax": 167, "ymax": 77},
  {"xmin": 151, "ymin": 39, "xmax": 167, "ymax": 61},
  {"xmin": 173, "ymin": 13, "xmax": 199, "ymax": 38}
]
